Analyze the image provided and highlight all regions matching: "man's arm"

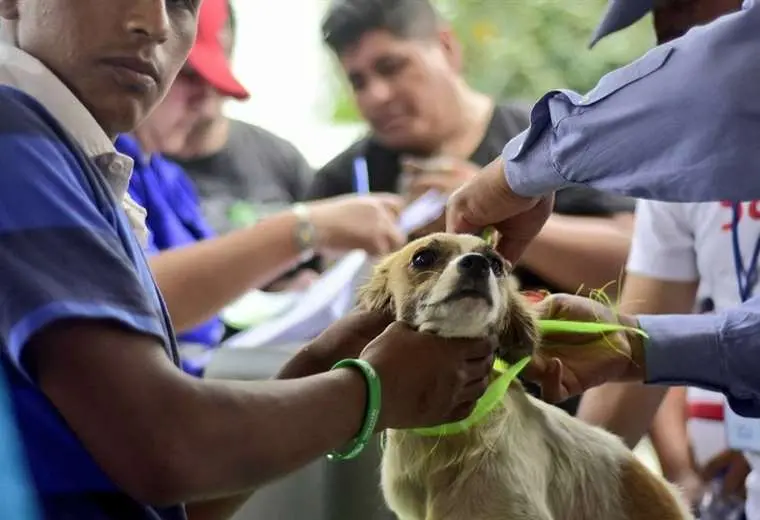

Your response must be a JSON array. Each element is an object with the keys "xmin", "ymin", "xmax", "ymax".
[
  {"xmin": 148, "ymin": 211, "xmax": 304, "ymax": 332},
  {"xmin": 499, "ymin": 1, "xmax": 760, "ymax": 202},
  {"xmin": 639, "ymin": 300, "xmax": 760, "ymax": 417},
  {"xmin": 29, "ymin": 321, "xmax": 367, "ymax": 506},
  {"xmin": 150, "ymin": 194, "xmax": 404, "ymax": 332},
  {"xmin": 519, "ymin": 213, "xmax": 633, "ymax": 294}
]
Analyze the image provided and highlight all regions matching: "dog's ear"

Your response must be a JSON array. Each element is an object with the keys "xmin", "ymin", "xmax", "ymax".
[
  {"xmin": 496, "ymin": 292, "xmax": 540, "ymax": 365},
  {"xmin": 357, "ymin": 263, "xmax": 395, "ymax": 314}
]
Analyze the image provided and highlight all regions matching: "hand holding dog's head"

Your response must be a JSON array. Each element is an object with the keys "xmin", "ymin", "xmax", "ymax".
[{"xmin": 359, "ymin": 233, "xmax": 539, "ymax": 364}]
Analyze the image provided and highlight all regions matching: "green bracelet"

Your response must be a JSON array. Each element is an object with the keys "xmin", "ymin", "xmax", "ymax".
[{"xmin": 326, "ymin": 358, "xmax": 382, "ymax": 461}]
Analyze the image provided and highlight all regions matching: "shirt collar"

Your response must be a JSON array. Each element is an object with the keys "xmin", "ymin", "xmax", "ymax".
[{"xmin": 0, "ymin": 38, "xmax": 148, "ymax": 243}]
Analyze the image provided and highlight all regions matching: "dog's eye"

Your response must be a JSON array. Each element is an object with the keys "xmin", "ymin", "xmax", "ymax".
[
  {"xmin": 411, "ymin": 249, "xmax": 437, "ymax": 269},
  {"xmin": 488, "ymin": 256, "xmax": 504, "ymax": 277}
]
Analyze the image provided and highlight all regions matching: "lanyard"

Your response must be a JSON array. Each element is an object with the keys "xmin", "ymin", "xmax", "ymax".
[{"xmin": 731, "ymin": 202, "xmax": 760, "ymax": 302}]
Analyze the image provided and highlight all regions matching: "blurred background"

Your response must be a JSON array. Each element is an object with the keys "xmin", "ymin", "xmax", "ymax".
[{"xmin": 225, "ymin": 0, "xmax": 654, "ymax": 168}]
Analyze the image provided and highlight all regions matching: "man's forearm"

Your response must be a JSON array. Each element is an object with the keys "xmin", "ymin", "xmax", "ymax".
[
  {"xmin": 158, "ymin": 370, "xmax": 367, "ymax": 505},
  {"xmin": 649, "ymin": 387, "xmax": 696, "ymax": 482},
  {"xmin": 519, "ymin": 214, "xmax": 631, "ymax": 294},
  {"xmin": 501, "ymin": 2, "xmax": 760, "ymax": 202},
  {"xmin": 149, "ymin": 212, "xmax": 302, "ymax": 332},
  {"xmin": 640, "ymin": 299, "xmax": 760, "ymax": 417}
]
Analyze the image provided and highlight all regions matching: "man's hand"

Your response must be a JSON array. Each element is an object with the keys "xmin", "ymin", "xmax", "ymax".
[
  {"xmin": 359, "ymin": 323, "xmax": 494, "ymax": 429},
  {"xmin": 277, "ymin": 311, "xmax": 393, "ymax": 379},
  {"xmin": 400, "ymin": 156, "xmax": 479, "ymax": 202},
  {"xmin": 523, "ymin": 294, "xmax": 647, "ymax": 402},
  {"xmin": 445, "ymin": 157, "xmax": 554, "ymax": 264},
  {"xmin": 701, "ymin": 450, "xmax": 750, "ymax": 501},
  {"xmin": 279, "ymin": 312, "xmax": 496, "ymax": 430},
  {"xmin": 308, "ymin": 193, "xmax": 406, "ymax": 257}
]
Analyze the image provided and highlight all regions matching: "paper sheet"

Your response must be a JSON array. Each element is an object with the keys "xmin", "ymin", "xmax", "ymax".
[
  {"xmin": 221, "ymin": 191, "xmax": 448, "ymax": 349},
  {"xmin": 397, "ymin": 189, "xmax": 448, "ymax": 234},
  {"xmin": 223, "ymin": 250, "xmax": 374, "ymax": 349}
]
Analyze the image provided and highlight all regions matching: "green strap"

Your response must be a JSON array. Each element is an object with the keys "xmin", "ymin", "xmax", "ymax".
[
  {"xmin": 407, "ymin": 319, "xmax": 647, "ymax": 437},
  {"xmin": 409, "ymin": 356, "xmax": 531, "ymax": 436},
  {"xmin": 539, "ymin": 319, "xmax": 648, "ymax": 337}
]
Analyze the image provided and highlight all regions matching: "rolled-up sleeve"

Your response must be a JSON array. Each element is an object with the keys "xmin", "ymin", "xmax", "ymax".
[
  {"xmin": 502, "ymin": 1, "xmax": 760, "ymax": 202},
  {"xmin": 640, "ymin": 295, "xmax": 760, "ymax": 417}
]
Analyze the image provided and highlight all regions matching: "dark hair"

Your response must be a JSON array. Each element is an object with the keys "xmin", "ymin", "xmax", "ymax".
[{"xmin": 322, "ymin": 0, "xmax": 440, "ymax": 54}]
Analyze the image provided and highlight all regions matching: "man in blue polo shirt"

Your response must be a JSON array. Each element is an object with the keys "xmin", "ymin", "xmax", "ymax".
[{"xmin": 0, "ymin": 0, "xmax": 496, "ymax": 518}]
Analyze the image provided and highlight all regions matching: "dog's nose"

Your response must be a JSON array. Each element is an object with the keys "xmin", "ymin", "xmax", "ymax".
[{"xmin": 457, "ymin": 253, "xmax": 490, "ymax": 278}]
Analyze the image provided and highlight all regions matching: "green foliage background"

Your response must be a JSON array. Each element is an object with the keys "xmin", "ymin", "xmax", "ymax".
[{"xmin": 329, "ymin": 0, "xmax": 655, "ymax": 123}]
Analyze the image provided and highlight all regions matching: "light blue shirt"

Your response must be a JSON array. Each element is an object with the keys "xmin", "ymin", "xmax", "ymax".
[{"xmin": 501, "ymin": 0, "xmax": 760, "ymax": 417}]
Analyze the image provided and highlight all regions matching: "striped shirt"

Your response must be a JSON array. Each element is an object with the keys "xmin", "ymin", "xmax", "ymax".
[{"xmin": 0, "ymin": 44, "xmax": 185, "ymax": 519}]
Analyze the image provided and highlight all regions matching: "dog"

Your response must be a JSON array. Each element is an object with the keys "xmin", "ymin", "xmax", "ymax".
[{"xmin": 358, "ymin": 233, "xmax": 693, "ymax": 520}]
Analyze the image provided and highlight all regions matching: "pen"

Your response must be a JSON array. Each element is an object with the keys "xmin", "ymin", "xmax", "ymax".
[{"xmin": 353, "ymin": 156, "xmax": 370, "ymax": 194}]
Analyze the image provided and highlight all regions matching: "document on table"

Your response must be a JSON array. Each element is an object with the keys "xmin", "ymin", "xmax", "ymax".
[
  {"xmin": 221, "ymin": 190, "xmax": 448, "ymax": 350},
  {"xmin": 397, "ymin": 189, "xmax": 448, "ymax": 234},
  {"xmin": 223, "ymin": 250, "xmax": 373, "ymax": 348}
]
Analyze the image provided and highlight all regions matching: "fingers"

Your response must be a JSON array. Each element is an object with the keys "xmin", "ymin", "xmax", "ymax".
[
  {"xmin": 407, "ymin": 172, "xmax": 450, "ymax": 192},
  {"xmin": 464, "ymin": 354, "xmax": 494, "ymax": 380},
  {"xmin": 494, "ymin": 237, "xmax": 532, "ymax": 267},
  {"xmin": 445, "ymin": 186, "xmax": 482, "ymax": 235},
  {"xmin": 700, "ymin": 450, "xmax": 734, "ymax": 481},
  {"xmin": 372, "ymin": 193, "xmax": 405, "ymax": 218},
  {"xmin": 522, "ymin": 356, "xmax": 580, "ymax": 403},
  {"xmin": 459, "ymin": 337, "xmax": 497, "ymax": 360},
  {"xmin": 349, "ymin": 309, "xmax": 395, "ymax": 333},
  {"xmin": 722, "ymin": 454, "xmax": 750, "ymax": 499}
]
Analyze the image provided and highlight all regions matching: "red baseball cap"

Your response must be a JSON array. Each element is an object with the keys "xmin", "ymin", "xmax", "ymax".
[{"xmin": 187, "ymin": 0, "xmax": 250, "ymax": 100}]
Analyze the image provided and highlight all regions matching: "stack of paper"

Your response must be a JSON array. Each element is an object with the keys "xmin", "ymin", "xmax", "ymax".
[{"xmin": 223, "ymin": 250, "xmax": 373, "ymax": 348}]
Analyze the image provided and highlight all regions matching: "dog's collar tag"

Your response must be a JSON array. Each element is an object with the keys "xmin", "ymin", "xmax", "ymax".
[{"xmin": 409, "ymin": 356, "xmax": 531, "ymax": 437}]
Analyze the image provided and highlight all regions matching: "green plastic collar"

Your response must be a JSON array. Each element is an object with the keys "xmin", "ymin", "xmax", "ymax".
[
  {"xmin": 409, "ymin": 356, "xmax": 530, "ymax": 437},
  {"xmin": 407, "ymin": 319, "xmax": 647, "ymax": 437}
]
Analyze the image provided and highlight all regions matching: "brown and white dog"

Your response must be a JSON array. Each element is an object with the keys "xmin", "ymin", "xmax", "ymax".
[{"xmin": 358, "ymin": 233, "xmax": 692, "ymax": 520}]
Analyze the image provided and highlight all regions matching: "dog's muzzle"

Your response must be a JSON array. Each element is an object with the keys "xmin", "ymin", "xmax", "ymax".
[{"xmin": 443, "ymin": 253, "xmax": 493, "ymax": 305}]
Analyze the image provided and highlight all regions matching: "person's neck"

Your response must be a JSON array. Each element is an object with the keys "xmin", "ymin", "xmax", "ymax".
[
  {"xmin": 173, "ymin": 116, "xmax": 230, "ymax": 160},
  {"xmin": 132, "ymin": 125, "xmax": 159, "ymax": 156},
  {"xmin": 435, "ymin": 83, "xmax": 494, "ymax": 159}
]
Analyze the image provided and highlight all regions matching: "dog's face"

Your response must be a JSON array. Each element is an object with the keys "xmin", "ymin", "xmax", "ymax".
[{"xmin": 359, "ymin": 233, "xmax": 539, "ymax": 364}]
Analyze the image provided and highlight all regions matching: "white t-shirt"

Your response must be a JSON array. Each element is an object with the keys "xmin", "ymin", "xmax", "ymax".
[{"xmin": 628, "ymin": 199, "xmax": 760, "ymax": 519}]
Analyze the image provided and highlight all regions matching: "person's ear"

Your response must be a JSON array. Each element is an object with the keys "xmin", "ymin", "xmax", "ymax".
[
  {"xmin": 437, "ymin": 26, "xmax": 463, "ymax": 73},
  {"xmin": 0, "ymin": 0, "xmax": 20, "ymax": 20}
]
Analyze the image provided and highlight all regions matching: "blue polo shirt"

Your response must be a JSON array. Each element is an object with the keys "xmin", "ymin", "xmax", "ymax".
[
  {"xmin": 117, "ymin": 134, "xmax": 225, "ymax": 353},
  {"xmin": 0, "ymin": 87, "xmax": 186, "ymax": 520}
]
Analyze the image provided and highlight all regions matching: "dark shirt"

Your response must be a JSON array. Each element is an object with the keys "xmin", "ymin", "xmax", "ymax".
[{"xmin": 168, "ymin": 118, "xmax": 312, "ymax": 235}]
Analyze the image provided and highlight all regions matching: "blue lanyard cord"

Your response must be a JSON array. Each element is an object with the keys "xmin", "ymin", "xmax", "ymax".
[{"xmin": 731, "ymin": 202, "xmax": 760, "ymax": 302}]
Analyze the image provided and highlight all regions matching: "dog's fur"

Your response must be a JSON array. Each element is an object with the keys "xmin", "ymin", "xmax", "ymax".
[{"xmin": 359, "ymin": 233, "xmax": 693, "ymax": 520}]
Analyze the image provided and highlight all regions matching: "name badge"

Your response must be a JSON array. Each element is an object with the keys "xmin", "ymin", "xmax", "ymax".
[{"xmin": 725, "ymin": 403, "xmax": 760, "ymax": 452}]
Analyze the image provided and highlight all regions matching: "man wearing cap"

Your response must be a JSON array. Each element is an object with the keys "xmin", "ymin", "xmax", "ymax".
[
  {"xmin": 162, "ymin": 0, "xmax": 317, "ymax": 240},
  {"xmin": 120, "ymin": 0, "xmax": 408, "ymax": 372},
  {"xmin": 579, "ymin": 0, "xmax": 753, "ymax": 514}
]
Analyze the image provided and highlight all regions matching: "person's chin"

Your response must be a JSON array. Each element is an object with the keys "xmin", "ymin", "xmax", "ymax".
[
  {"xmin": 94, "ymin": 98, "xmax": 150, "ymax": 137},
  {"xmin": 374, "ymin": 126, "xmax": 428, "ymax": 152}
]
